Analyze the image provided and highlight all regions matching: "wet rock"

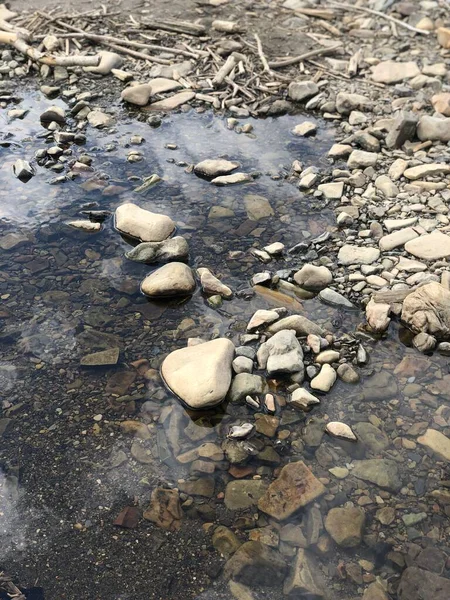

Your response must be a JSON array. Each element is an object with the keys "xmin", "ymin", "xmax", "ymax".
[
  {"xmin": 198, "ymin": 267, "xmax": 232, "ymax": 298},
  {"xmin": 80, "ymin": 347, "xmax": 120, "ymax": 366},
  {"xmin": 125, "ymin": 236, "xmax": 188, "ymax": 263},
  {"xmin": 283, "ymin": 549, "xmax": 327, "ymax": 597},
  {"xmin": 311, "ymin": 364, "xmax": 336, "ymax": 393},
  {"xmin": 319, "ymin": 288, "xmax": 355, "ymax": 309},
  {"xmin": 365, "ymin": 299, "xmax": 391, "ymax": 333},
  {"xmin": 257, "ymin": 330, "xmax": 304, "ymax": 375},
  {"xmin": 347, "ymin": 150, "xmax": 378, "ymax": 169},
  {"xmin": 318, "ymin": 182, "xmax": 344, "ymax": 199},
  {"xmin": 371, "ymin": 60, "xmax": 420, "ymax": 84},
  {"xmin": 337, "ymin": 363, "xmax": 359, "ymax": 383},
  {"xmin": 224, "ymin": 480, "xmax": 268, "ymax": 510},
  {"xmin": 244, "ymin": 194, "xmax": 274, "ymax": 220},
  {"xmin": 212, "ymin": 526, "xmax": 242, "ymax": 558},
  {"xmin": 228, "ymin": 374, "xmax": 267, "ymax": 403},
  {"xmin": 40, "ymin": 105, "xmax": 65, "ymax": 125},
  {"xmin": 325, "ymin": 422, "xmax": 357, "ymax": 441},
  {"xmin": 161, "ymin": 338, "xmax": 234, "ymax": 409},
  {"xmin": 352, "ymin": 422, "xmax": 389, "ymax": 454},
  {"xmin": 141, "ymin": 262, "xmax": 195, "ymax": 297},
  {"xmin": 352, "ymin": 459, "xmax": 402, "ymax": 492},
  {"xmin": 293, "ymin": 264, "xmax": 332, "ymax": 292},
  {"xmin": 432, "ymin": 92, "xmax": 450, "ymax": 116},
  {"xmin": 413, "ymin": 332, "xmax": 436, "ymax": 353},
  {"xmin": 228, "ymin": 423, "xmax": 254, "ymax": 439},
  {"xmin": 224, "ymin": 541, "xmax": 287, "ymax": 586},
  {"xmin": 292, "ymin": 121, "xmax": 316, "ymax": 136},
  {"xmin": 417, "ymin": 116, "xmax": 450, "ymax": 142},
  {"xmin": 0, "ymin": 232, "xmax": 29, "ymax": 251},
  {"xmin": 232, "ymin": 356, "xmax": 253, "ymax": 374},
  {"xmin": 194, "ymin": 158, "xmax": 240, "ymax": 178},
  {"xmin": 417, "ymin": 428, "xmax": 450, "ymax": 461},
  {"xmin": 398, "ymin": 566, "xmax": 450, "ymax": 600},
  {"xmin": 84, "ymin": 50, "xmax": 122, "ymax": 75},
  {"xmin": 115, "ymin": 203, "xmax": 175, "ymax": 242},
  {"xmin": 13, "ymin": 157, "xmax": 35, "ymax": 185},
  {"xmin": 143, "ymin": 488, "xmax": 182, "ymax": 531},
  {"xmin": 66, "ymin": 219, "xmax": 101, "ymax": 232},
  {"xmin": 336, "ymin": 92, "xmax": 371, "ymax": 115},
  {"xmin": 87, "ymin": 110, "xmax": 113, "ymax": 128},
  {"xmin": 247, "ymin": 309, "xmax": 280, "ymax": 331},
  {"xmin": 362, "ymin": 371, "xmax": 398, "ymax": 401},
  {"xmin": 288, "ymin": 80, "xmax": 319, "ymax": 102},
  {"xmin": 375, "ymin": 175, "xmax": 398, "ymax": 197},
  {"xmin": 122, "ymin": 78, "xmax": 181, "ymax": 105},
  {"xmin": 267, "ymin": 315, "xmax": 325, "ymax": 337},
  {"xmin": 401, "ymin": 282, "xmax": 450, "ymax": 337},
  {"xmin": 258, "ymin": 461, "xmax": 326, "ymax": 520},
  {"xmin": 212, "ymin": 172, "xmax": 252, "ymax": 185},
  {"xmin": 405, "ymin": 232, "xmax": 450, "ymax": 260},
  {"xmin": 362, "ymin": 582, "xmax": 389, "ymax": 600},
  {"xmin": 338, "ymin": 245, "xmax": 380, "ymax": 265},
  {"xmin": 324, "ymin": 507, "xmax": 365, "ymax": 547},
  {"xmin": 289, "ymin": 388, "xmax": 321, "ymax": 411}
]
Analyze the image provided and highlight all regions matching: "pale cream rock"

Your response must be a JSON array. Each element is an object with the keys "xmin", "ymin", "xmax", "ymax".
[
  {"xmin": 247, "ymin": 309, "xmax": 280, "ymax": 331},
  {"xmin": 338, "ymin": 245, "xmax": 380, "ymax": 265},
  {"xmin": 211, "ymin": 172, "xmax": 252, "ymax": 185},
  {"xmin": 115, "ymin": 203, "xmax": 175, "ymax": 242},
  {"xmin": 366, "ymin": 298, "xmax": 391, "ymax": 333},
  {"xmin": 141, "ymin": 262, "xmax": 195, "ymax": 297},
  {"xmin": 401, "ymin": 282, "xmax": 450, "ymax": 336},
  {"xmin": 418, "ymin": 428, "xmax": 450, "ymax": 461},
  {"xmin": 289, "ymin": 388, "xmax": 320, "ymax": 411},
  {"xmin": 432, "ymin": 92, "xmax": 450, "ymax": 116},
  {"xmin": 348, "ymin": 150, "xmax": 378, "ymax": 169},
  {"xmin": 161, "ymin": 338, "xmax": 235, "ymax": 409},
  {"xmin": 292, "ymin": 121, "xmax": 317, "ymax": 136},
  {"xmin": 405, "ymin": 230, "xmax": 450, "ymax": 260},
  {"xmin": 148, "ymin": 91, "xmax": 195, "ymax": 110},
  {"xmin": 318, "ymin": 182, "xmax": 344, "ymax": 199},
  {"xmin": 375, "ymin": 175, "xmax": 398, "ymax": 197},
  {"xmin": 371, "ymin": 61, "xmax": 420, "ymax": 84},
  {"xmin": 197, "ymin": 267, "xmax": 232, "ymax": 298},
  {"xmin": 315, "ymin": 350, "xmax": 340, "ymax": 364},
  {"xmin": 66, "ymin": 219, "xmax": 101, "ymax": 232},
  {"xmin": 325, "ymin": 422, "xmax": 357, "ymax": 441},
  {"xmin": 379, "ymin": 227, "xmax": 419, "ymax": 252},
  {"xmin": 403, "ymin": 163, "xmax": 450, "ymax": 180},
  {"xmin": 310, "ymin": 364, "xmax": 336, "ymax": 392},
  {"xmin": 389, "ymin": 158, "xmax": 408, "ymax": 180},
  {"xmin": 194, "ymin": 158, "xmax": 240, "ymax": 177}
]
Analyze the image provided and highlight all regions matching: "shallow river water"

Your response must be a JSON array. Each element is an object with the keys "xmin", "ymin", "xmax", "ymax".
[{"xmin": 0, "ymin": 90, "xmax": 449, "ymax": 600}]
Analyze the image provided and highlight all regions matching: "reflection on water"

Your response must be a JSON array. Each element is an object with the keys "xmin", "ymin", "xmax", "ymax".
[{"xmin": 0, "ymin": 91, "xmax": 449, "ymax": 599}]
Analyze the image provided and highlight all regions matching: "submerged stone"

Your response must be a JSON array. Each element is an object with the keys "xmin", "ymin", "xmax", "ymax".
[
  {"xmin": 125, "ymin": 236, "xmax": 189, "ymax": 263},
  {"xmin": 352, "ymin": 459, "xmax": 402, "ymax": 492},
  {"xmin": 258, "ymin": 461, "xmax": 326, "ymax": 520},
  {"xmin": 224, "ymin": 541, "xmax": 287, "ymax": 586}
]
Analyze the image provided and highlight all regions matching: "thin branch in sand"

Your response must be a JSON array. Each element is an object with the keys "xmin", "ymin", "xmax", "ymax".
[
  {"xmin": 329, "ymin": 1, "xmax": 430, "ymax": 35},
  {"xmin": 268, "ymin": 43, "xmax": 342, "ymax": 69},
  {"xmin": 254, "ymin": 33, "xmax": 270, "ymax": 73}
]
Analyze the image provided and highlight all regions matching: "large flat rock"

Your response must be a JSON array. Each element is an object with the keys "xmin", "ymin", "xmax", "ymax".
[
  {"xmin": 405, "ymin": 230, "xmax": 450, "ymax": 260},
  {"xmin": 161, "ymin": 338, "xmax": 235, "ymax": 409},
  {"xmin": 258, "ymin": 461, "xmax": 326, "ymax": 520},
  {"xmin": 115, "ymin": 203, "xmax": 175, "ymax": 242}
]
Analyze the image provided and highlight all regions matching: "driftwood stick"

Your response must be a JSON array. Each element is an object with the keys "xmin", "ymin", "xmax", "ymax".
[
  {"xmin": 35, "ymin": 31, "xmax": 199, "ymax": 58},
  {"xmin": 254, "ymin": 33, "xmax": 270, "ymax": 73},
  {"xmin": 212, "ymin": 54, "xmax": 237, "ymax": 87},
  {"xmin": 100, "ymin": 41, "xmax": 171, "ymax": 64},
  {"xmin": 329, "ymin": 1, "xmax": 430, "ymax": 35},
  {"xmin": 0, "ymin": 30, "xmax": 100, "ymax": 66},
  {"xmin": 140, "ymin": 18, "xmax": 206, "ymax": 36},
  {"xmin": 268, "ymin": 43, "xmax": 341, "ymax": 69}
]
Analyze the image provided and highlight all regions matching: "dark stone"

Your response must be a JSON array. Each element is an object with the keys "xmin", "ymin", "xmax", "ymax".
[
  {"xmin": 398, "ymin": 566, "xmax": 450, "ymax": 600},
  {"xmin": 415, "ymin": 547, "xmax": 447, "ymax": 574},
  {"xmin": 385, "ymin": 111, "xmax": 418, "ymax": 148}
]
